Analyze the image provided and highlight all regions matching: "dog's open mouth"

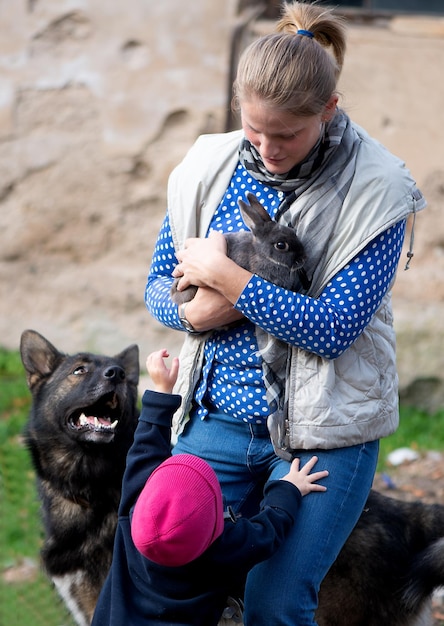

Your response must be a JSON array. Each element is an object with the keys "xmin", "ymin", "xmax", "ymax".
[{"xmin": 67, "ymin": 392, "xmax": 121, "ymax": 441}]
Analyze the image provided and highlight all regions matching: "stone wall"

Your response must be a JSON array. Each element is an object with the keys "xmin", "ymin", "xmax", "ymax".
[
  {"xmin": 0, "ymin": 0, "xmax": 235, "ymax": 355},
  {"xmin": 1, "ymin": 2, "xmax": 443, "ymax": 394},
  {"xmin": 337, "ymin": 16, "xmax": 444, "ymax": 393}
]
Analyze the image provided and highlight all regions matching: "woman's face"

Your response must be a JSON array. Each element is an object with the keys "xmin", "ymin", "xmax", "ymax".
[{"xmin": 241, "ymin": 97, "xmax": 336, "ymax": 175}]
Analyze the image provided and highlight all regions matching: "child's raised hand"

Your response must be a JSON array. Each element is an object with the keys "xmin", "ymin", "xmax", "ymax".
[
  {"xmin": 146, "ymin": 349, "xmax": 179, "ymax": 394},
  {"xmin": 281, "ymin": 456, "xmax": 328, "ymax": 497}
]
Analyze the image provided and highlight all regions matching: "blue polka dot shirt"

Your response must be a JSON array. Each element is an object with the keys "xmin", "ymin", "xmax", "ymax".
[{"xmin": 146, "ymin": 162, "xmax": 406, "ymax": 424}]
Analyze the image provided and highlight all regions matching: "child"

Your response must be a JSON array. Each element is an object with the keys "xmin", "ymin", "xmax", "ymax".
[{"xmin": 92, "ymin": 350, "xmax": 329, "ymax": 626}]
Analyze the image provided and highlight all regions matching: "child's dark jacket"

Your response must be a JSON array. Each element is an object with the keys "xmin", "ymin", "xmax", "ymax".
[{"xmin": 92, "ymin": 389, "xmax": 302, "ymax": 626}]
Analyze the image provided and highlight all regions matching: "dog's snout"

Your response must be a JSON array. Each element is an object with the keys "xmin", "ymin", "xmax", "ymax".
[{"xmin": 103, "ymin": 365, "xmax": 126, "ymax": 381}]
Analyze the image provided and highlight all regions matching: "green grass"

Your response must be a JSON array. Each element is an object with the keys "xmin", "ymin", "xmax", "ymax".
[
  {"xmin": 0, "ymin": 346, "xmax": 76, "ymax": 626},
  {"xmin": 378, "ymin": 404, "xmax": 444, "ymax": 470},
  {"xmin": 0, "ymin": 345, "xmax": 443, "ymax": 624}
]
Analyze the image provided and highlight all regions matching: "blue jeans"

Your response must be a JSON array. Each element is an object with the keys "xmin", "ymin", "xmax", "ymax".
[{"xmin": 173, "ymin": 410, "xmax": 379, "ymax": 625}]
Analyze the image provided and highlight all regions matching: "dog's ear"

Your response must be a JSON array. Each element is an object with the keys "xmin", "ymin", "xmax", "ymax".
[
  {"xmin": 114, "ymin": 344, "xmax": 139, "ymax": 387},
  {"xmin": 20, "ymin": 329, "xmax": 64, "ymax": 390}
]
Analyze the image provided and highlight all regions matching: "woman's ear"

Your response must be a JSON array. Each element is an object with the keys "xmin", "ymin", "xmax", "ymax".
[{"xmin": 322, "ymin": 94, "xmax": 339, "ymax": 122}]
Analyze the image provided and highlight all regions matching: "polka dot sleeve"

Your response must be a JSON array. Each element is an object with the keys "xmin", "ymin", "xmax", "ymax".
[
  {"xmin": 145, "ymin": 212, "xmax": 183, "ymax": 330},
  {"xmin": 235, "ymin": 220, "xmax": 407, "ymax": 359}
]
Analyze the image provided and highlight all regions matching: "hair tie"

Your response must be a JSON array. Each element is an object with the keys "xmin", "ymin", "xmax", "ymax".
[{"xmin": 297, "ymin": 29, "xmax": 314, "ymax": 38}]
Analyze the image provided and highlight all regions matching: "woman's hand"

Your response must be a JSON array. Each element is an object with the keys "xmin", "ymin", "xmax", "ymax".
[
  {"xmin": 173, "ymin": 231, "xmax": 228, "ymax": 291},
  {"xmin": 181, "ymin": 287, "xmax": 245, "ymax": 332},
  {"xmin": 173, "ymin": 232, "xmax": 253, "ymax": 316}
]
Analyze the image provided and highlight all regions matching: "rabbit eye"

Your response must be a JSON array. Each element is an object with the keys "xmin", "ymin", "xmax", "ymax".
[{"xmin": 274, "ymin": 241, "xmax": 289, "ymax": 252}]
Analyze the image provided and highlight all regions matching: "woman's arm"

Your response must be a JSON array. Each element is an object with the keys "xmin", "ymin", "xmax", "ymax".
[
  {"xmin": 174, "ymin": 221, "xmax": 406, "ymax": 358},
  {"xmin": 148, "ymin": 212, "xmax": 406, "ymax": 348},
  {"xmin": 236, "ymin": 220, "xmax": 407, "ymax": 359},
  {"xmin": 145, "ymin": 214, "xmax": 245, "ymax": 332},
  {"xmin": 145, "ymin": 214, "xmax": 182, "ymax": 329}
]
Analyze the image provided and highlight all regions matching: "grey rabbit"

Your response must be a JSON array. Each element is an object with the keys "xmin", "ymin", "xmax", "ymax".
[{"xmin": 170, "ymin": 192, "xmax": 306, "ymax": 305}]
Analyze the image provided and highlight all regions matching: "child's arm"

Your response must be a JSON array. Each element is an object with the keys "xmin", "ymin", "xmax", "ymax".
[
  {"xmin": 118, "ymin": 391, "xmax": 180, "ymax": 515},
  {"xmin": 208, "ymin": 457, "xmax": 328, "ymax": 574},
  {"xmin": 118, "ymin": 350, "xmax": 180, "ymax": 515}
]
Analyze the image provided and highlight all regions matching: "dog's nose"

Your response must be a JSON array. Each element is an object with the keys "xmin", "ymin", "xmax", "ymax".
[{"xmin": 103, "ymin": 365, "xmax": 126, "ymax": 381}]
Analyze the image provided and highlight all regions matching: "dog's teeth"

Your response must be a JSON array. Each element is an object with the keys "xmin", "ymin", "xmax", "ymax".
[
  {"xmin": 79, "ymin": 414, "xmax": 88, "ymax": 426},
  {"xmin": 110, "ymin": 420, "xmax": 118, "ymax": 430},
  {"xmin": 94, "ymin": 417, "xmax": 100, "ymax": 428}
]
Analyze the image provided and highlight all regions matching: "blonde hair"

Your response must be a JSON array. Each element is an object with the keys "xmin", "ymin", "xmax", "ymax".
[{"xmin": 233, "ymin": 1, "xmax": 347, "ymax": 116}]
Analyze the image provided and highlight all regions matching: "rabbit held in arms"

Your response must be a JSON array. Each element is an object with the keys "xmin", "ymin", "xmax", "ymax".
[{"xmin": 170, "ymin": 192, "xmax": 306, "ymax": 305}]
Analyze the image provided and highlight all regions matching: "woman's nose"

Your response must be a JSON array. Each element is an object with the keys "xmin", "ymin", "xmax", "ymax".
[{"xmin": 260, "ymin": 136, "xmax": 279, "ymax": 157}]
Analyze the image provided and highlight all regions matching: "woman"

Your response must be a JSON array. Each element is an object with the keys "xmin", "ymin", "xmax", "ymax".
[{"xmin": 145, "ymin": 2, "xmax": 426, "ymax": 624}]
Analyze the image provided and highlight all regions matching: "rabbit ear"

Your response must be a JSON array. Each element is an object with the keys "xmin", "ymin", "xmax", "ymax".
[{"xmin": 238, "ymin": 192, "xmax": 271, "ymax": 232}]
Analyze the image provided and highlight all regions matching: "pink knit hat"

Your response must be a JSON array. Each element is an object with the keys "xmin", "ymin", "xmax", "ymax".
[{"xmin": 131, "ymin": 454, "xmax": 224, "ymax": 566}]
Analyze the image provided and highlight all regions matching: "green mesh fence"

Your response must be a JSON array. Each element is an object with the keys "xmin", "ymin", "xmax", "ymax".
[{"xmin": 0, "ymin": 430, "xmax": 76, "ymax": 626}]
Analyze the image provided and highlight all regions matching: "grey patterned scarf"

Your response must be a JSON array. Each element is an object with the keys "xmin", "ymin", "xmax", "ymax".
[{"xmin": 239, "ymin": 109, "xmax": 362, "ymax": 451}]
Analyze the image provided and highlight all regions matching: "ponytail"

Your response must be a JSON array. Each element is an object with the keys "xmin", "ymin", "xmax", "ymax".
[{"xmin": 234, "ymin": 1, "xmax": 347, "ymax": 116}]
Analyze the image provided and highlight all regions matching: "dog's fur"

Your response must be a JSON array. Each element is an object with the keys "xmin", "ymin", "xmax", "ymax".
[
  {"xmin": 20, "ymin": 330, "xmax": 139, "ymax": 626},
  {"xmin": 220, "ymin": 486, "xmax": 444, "ymax": 626},
  {"xmin": 21, "ymin": 330, "xmax": 444, "ymax": 626},
  {"xmin": 316, "ymin": 489, "xmax": 444, "ymax": 625}
]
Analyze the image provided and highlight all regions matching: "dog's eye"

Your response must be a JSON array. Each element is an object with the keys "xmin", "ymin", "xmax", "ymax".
[
  {"xmin": 274, "ymin": 241, "xmax": 289, "ymax": 252},
  {"xmin": 73, "ymin": 366, "xmax": 88, "ymax": 375}
]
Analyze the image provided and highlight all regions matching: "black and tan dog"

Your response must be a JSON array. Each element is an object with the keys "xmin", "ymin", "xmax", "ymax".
[
  {"xmin": 21, "ymin": 330, "xmax": 444, "ymax": 626},
  {"xmin": 220, "ymin": 481, "xmax": 444, "ymax": 626},
  {"xmin": 316, "ymin": 490, "xmax": 444, "ymax": 625},
  {"xmin": 20, "ymin": 329, "xmax": 139, "ymax": 626}
]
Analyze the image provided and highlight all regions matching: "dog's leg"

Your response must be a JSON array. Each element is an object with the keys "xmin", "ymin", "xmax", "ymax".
[
  {"xmin": 52, "ymin": 572, "xmax": 95, "ymax": 626},
  {"xmin": 409, "ymin": 601, "xmax": 433, "ymax": 626}
]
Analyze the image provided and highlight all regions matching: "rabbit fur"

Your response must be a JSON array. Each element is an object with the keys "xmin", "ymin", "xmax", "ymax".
[{"xmin": 170, "ymin": 192, "xmax": 306, "ymax": 306}]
